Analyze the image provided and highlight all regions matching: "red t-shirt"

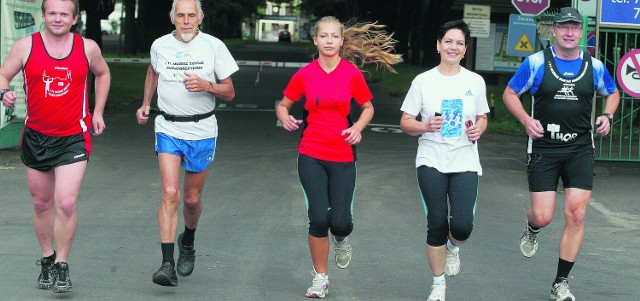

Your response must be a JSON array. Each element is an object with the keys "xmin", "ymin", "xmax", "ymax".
[
  {"xmin": 23, "ymin": 32, "xmax": 91, "ymax": 136},
  {"xmin": 284, "ymin": 58, "xmax": 373, "ymax": 162}
]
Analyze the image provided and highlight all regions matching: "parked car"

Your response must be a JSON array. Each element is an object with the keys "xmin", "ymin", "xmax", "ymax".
[{"xmin": 278, "ymin": 30, "xmax": 291, "ymax": 43}]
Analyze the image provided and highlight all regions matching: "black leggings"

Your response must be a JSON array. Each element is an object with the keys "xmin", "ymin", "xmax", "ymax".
[
  {"xmin": 298, "ymin": 154, "xmax": 356, "ymax": 238},
  {"xmin": 417, "ymin": 166, "xmax": 478, "ymax": 247}
]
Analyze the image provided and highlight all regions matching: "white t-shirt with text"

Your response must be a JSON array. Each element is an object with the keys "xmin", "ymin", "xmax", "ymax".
[
  {"xmin": 401, "ymin": 67, "xmax": 490, "ymax": 175},
  {"xmin": 151, "ymin": 31, "xmax": 239, "ymax": 139}
]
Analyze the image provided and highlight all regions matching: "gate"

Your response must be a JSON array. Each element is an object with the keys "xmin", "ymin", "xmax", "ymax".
[{"xmin": 595, "ymin": 28, "xmax": 640, "ymax": 161}]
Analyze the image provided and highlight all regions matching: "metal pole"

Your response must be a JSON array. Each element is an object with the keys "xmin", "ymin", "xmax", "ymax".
[
  {"xmin": 595, "ymin": 0, "xmax": 601, "ymax": 59},
  {"xmin": 118, "ymin": 2, "xmax": 125, "ymax": 57}
]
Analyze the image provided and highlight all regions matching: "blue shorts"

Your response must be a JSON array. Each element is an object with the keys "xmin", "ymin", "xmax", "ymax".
[{"xmin": 155, "ymin": 132, "xmax": 216, "ymax": 172}]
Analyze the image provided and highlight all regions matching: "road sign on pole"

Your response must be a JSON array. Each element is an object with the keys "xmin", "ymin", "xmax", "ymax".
[
  {"xmin": 617, "ymin": 49, "xmax": 640, "ymax": 98},
  {"xmin": 507, "ymin": 14, "xmax": 537, "ymax": 57},
  {"xmin": 511, "ymin": 0, "xmax": 550, "ymax": 16}
]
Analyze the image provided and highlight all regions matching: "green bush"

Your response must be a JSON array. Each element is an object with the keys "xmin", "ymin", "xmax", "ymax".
[{"xmin": 104, "ymin": 63, "xmax": 149, "ymax": 111}]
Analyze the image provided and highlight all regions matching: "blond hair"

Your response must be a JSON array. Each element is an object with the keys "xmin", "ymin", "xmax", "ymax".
[
  {"xmin": 314, "ymin": 16, "xmax": 403, "ymax": 73},
  {"xmin": 42, "ymin": 0, "xmax": 80, "ymax": 17}
]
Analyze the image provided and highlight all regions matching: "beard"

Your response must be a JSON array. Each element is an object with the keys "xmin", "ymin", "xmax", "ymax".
[{"xmin": 180, "ymin": 32, "xmax": 195, "ymax": 42}]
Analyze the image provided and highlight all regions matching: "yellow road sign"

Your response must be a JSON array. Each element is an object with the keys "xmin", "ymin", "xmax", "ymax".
[{"xmin": 514, "ymin": 34, "xmax": 534, "ymax": 52}]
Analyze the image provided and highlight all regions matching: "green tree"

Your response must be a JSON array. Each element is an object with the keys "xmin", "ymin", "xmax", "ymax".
[
  {"xmin": 136, "ymin": 0, "xmax": 173, "ymax": 53},
  {"xmin": 201, "ymin": 0, "xmax": 264, "ymax": 39}
]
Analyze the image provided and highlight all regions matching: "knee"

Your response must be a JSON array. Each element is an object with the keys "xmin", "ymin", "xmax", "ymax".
[
  {"xmin": 426, "ymin": 219, "xmax": 449, "ymax": 246},
  {"xmin": 162, "ymin": 186, "xmax": 180, "ymax": 202},
  {"xmin": 32, "ymin": 198, "xmax": 53, "ymax": 214},
  {"xmin": 565, "ymin": 205, "xmax": 587, "ymax": 224},
  {"xmin": 308, "ymin": 214, "xmax": 330, "ymax": 238},
  {"xmin": 56, "ymin": 197, "xmax": 77, "ymax": 218},
  {"xmin": 329, "ymin": 219, "xmax": 353, "ymax": 237},
  {"xmin": 530, "ymin": 210, "xmax": 553, "ymax": 227},
  {"xmin": 183, "ymin": 196, "xmax": 201, "ymax": 211},
  {"xmin": 450, "ymin": 220, "xmax": 473, "ymax": 242}
]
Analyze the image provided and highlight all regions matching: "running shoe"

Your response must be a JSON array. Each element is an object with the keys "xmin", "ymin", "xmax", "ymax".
[
  {"xmin": 152, "ymin": 262, "xmax": 178, "ymax": 287},
  {"xmin": 444, "ymin": 249, "xmax": 460, "ymax": 276},
  {"xmin": 305, "ymin": 271, "xmax": 329, "ymax": 299},
  {"xmin": 177, "ymin": 232, "xmax": 196, "ymax": 277},
  {"xmin": 53, "ymin": 262, "xmax": 72, "ymax": 293},
  {"xmin": 427, "ymin": 281, "xmax": 446, "ymax": 301},
  {"xmin": 550, "ymin": 278, "xmax": 575, "ymax": 301},
  {"xmin": 333, "ymin": 237, "xmax": 352, "ymax": 269},
  {"xmin": 520, "ymin": 224, "xmax": 539, "ymax": 258},
  {"xmin": 36, "ymin": 256, "xmax": 55, "ymax": 289}
]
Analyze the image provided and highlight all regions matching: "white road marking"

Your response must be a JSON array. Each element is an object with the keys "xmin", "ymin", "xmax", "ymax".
[{"xmin": 590, "ymin": 198, "xmax": 640, "ymax": 230}]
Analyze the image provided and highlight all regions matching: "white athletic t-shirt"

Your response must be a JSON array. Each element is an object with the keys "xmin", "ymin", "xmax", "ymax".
[
  {"xmin": 401, "ymin": 67, "xmax": 490, "ymax": 175},
  {"xmin": 151, "ymin": 31, "xmax": 239, "ymax": 139}
]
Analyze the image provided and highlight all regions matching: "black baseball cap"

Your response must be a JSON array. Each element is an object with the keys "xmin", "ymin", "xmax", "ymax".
[{"xmin": 554, "ymin": 7, "xmax": 583, "ymax": 23}]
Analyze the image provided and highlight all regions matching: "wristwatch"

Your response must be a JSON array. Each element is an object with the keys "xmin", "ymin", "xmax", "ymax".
[
  {"xmin": 207, "ymin": 81, "xmax": 214, "ymax": 93},
  {"xmin": 603, "ymin": 113, "xmax": 613, "ymax": 122},
  {"xmin": 0, "ymin": 88, "xmax": 10, "ymax": 100}
]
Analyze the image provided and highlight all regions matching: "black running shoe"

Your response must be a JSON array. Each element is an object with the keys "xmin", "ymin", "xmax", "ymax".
[
  {"xmin": 36, "ymin": 257, "xmax": 55, "ymax": 289},
  {"xmin": 53, "ymin": 262, "xmax": 72, "ymax": 293},
  {"xmin": 152, "ymin": 262, "xmax": 178, "ymax": 286},
  {"xmin": 177, "ymin": 232, "xmax": 196, "ymax": 277}
]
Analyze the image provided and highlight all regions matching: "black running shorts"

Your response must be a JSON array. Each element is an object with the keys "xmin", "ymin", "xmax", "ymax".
[
  {"xmin": 527, "ymin": 147, "xmax": 594, "ymax": 192},
  {"xmin": 20, "ymin": 127, "xmax": 91, "ymax": 171}
]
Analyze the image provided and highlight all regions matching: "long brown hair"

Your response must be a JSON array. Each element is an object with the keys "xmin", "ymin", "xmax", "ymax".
[{"xmin": 315, "ymin": 16, "xmax": 403, "ymax": 73}]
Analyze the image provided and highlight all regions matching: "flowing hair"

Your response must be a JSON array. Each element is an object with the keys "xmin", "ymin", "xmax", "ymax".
[{"xmin": 315, "ymin": 16, "xmax": 403, "ymax": 73}]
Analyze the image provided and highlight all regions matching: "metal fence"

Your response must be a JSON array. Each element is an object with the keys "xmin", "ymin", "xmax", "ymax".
[{"xmin": 595, "ymin": 28, "xmax": 640, "ymax": 161}]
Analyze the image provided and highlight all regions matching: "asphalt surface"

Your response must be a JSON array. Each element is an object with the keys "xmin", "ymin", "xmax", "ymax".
[{"xmin": 1, "ymin": 42, "xmax": 639, "ymax": 301}]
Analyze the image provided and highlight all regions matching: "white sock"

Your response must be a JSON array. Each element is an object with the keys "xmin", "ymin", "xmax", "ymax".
[
  {"xmin": 314, "ymin": 268, "xmax": 328, "ymax": 279},
  {"xmin": 333, "ymin": 236, "xmax": 348, "ymax": 247},
  {"xmin": 433, "ymin": 274, "xmax": 445, "ymax": 285},
  {"xmin": 447, "ymin": 239, "xmax": 459, "ymax": 253}
]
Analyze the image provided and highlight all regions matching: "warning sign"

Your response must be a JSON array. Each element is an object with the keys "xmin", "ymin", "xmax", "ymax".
[
  {"xmin": 507, "ymin": 14, "xmax": 537, "ymax": 57},
  {"xmin": 617, "ymin": 49, "xmax": 640, "ymax": 98},
  {"xmin": 514, "ymin": 34, "xmax": 534, "ymax": 52}
]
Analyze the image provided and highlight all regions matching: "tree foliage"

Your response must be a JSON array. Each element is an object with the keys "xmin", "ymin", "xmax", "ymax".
[
  {"xmin": 298, "ymin": 0, "xmax": 456, "ymax": 67},
  {"xmin": 201, "ymin": 0, "xmax": 263, "ymax": 39},
  {"xmin": 97, "ymin": 0, "xmax": 266, "ymax": 54},
  {"xmin": 85, "ymin": 0, "xmax": 573, "ymax": 63}
]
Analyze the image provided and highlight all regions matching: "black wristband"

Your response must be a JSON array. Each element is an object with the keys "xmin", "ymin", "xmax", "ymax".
[
  {"xmin": 602, "ymin": 113, "xmax": 613, "ymax": 122},
  {"xmin": 0, "ymin": 88, "xmax": 10, "ymax": 99}
]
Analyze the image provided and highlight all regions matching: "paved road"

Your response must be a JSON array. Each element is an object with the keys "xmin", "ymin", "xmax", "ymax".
[{"xmin": 1, "ymin": 42, "xmax": 639, "ymax": 300}]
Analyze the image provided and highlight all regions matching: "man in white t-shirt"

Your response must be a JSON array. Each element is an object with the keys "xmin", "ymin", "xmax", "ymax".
[{"xmin": 135, "ymin": 0, "xmax": 238, "ymax": 287}]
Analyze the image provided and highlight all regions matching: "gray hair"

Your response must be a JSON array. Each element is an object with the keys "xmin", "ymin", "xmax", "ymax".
[{"xmin": 169, "ymin": 0, "xmax": 203, "ymax": 21}]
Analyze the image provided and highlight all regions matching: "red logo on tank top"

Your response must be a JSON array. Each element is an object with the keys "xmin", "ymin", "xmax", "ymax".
[{"xmin": 42, "ymin": 67, "xmax": 72, "ymax": 98}]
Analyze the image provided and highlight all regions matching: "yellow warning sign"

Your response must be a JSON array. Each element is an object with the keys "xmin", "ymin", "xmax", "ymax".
[{"xmin": 514, "ymin": 34, "xmax": 534, "ymax": 52}]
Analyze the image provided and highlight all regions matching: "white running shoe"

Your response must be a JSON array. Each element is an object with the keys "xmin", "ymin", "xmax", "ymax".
[
  {"xmin": 444, "ymin": 249, "xmax": 460, "ymax": 276},
  {"xmin": 550, "ymin": 278, "xmax": 575, "ymax": 301},
  {"xmin": 333, "ymin": 237, "xmax": 352, "ymax": 269},
  {"xmin": 305, "ymin": 271, "xmax": 329, "ymax": 299},
  {"xmin": 427, "ymin": 282, "xmax": 446, "ymax": 301},
  {"xmin": 520, "ymin": 224, "xmax": 539, "ymax": 258}
]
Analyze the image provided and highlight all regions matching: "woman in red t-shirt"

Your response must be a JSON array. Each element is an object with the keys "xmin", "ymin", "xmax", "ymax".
[{"xmin": 276, "ymin": 16, "xmax": 402, "ymax": 299}]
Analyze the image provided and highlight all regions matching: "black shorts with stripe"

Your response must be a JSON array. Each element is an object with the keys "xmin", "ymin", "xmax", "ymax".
[{"xmin": 20, "ymin": 127, "xmax": 91, "ymax": 171}]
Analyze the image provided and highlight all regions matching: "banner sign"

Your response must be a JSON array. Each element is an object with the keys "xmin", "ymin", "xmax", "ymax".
[
  {"xmin": 600, "ymin": 0, "xmax": 640, "ymax": 28},
  {"xmin": 1, "ymin": 0, "xmax": 43, "ymax": 129}
]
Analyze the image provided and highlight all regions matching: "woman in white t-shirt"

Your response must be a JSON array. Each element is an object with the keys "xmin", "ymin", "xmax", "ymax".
[{"xmin": 399, "ymin": 19, "xmax": 490, "ymax": 301}]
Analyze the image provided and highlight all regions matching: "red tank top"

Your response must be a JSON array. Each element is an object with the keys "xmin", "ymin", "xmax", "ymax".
[{"xmin": 23, "ymin": 32, "xmax": 90, "ymax": 136}]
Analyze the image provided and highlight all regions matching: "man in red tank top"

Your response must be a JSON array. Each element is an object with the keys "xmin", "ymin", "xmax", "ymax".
[{"xmin": 0, "ymin": 0, "xmax": 110, "ymax": 294}]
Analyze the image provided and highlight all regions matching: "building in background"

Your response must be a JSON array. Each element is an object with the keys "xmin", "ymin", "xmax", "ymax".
[{"xmin": 248, "ymin": 1, "xmax": 311, "ymax": 43}]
